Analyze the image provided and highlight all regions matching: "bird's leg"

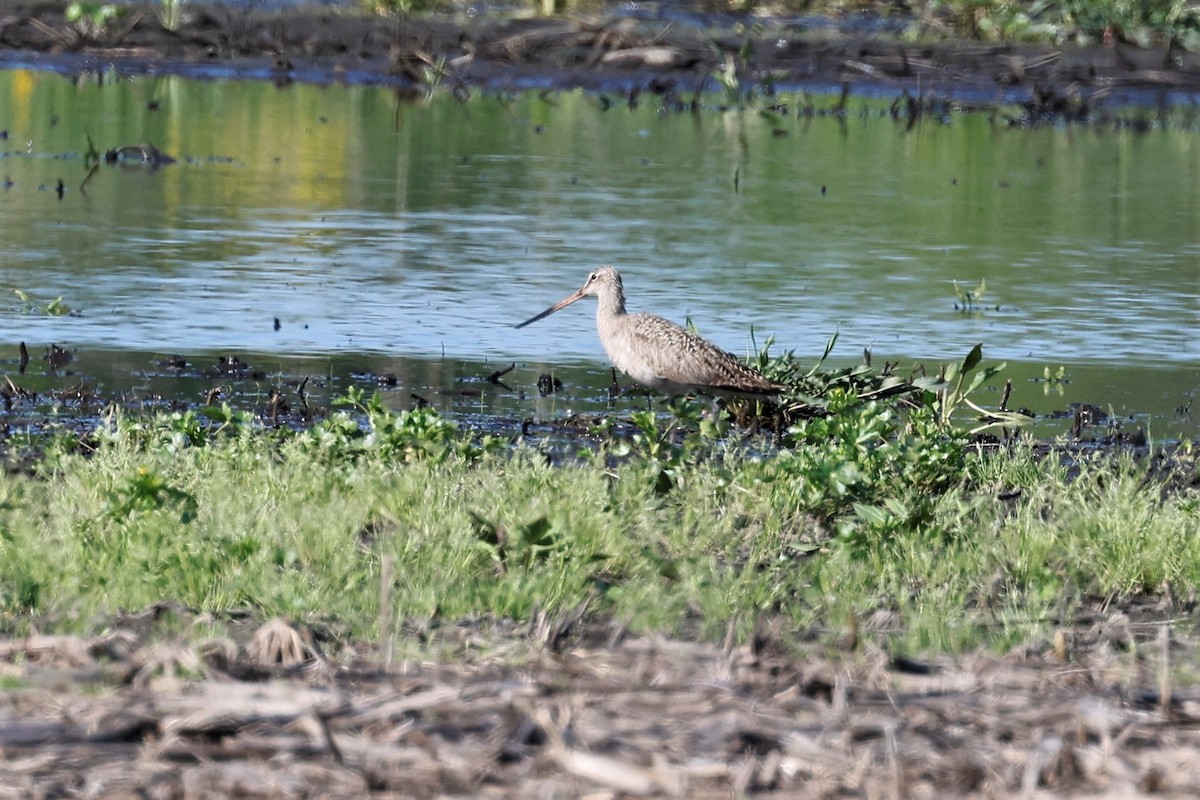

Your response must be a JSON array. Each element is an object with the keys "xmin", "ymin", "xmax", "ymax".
[{"xmin": 607, "ymin": 369, "xmax": 621, "ymax": 410}]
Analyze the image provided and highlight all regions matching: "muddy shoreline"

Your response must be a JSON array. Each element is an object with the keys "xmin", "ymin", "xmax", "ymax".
[{"xmin": 3, "ymin": 0, "xmax": 1200, "ymax": 106}]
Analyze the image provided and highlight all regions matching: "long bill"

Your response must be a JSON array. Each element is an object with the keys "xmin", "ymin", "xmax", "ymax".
[{"xmin": 514, "ymin": 289, "xmax": 587, "ymax": 329}]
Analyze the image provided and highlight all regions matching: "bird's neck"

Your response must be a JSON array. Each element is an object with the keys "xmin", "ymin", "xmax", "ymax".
[{"xmin": 596, "ymin": 286, "xmax": 627, "ymax": 321}]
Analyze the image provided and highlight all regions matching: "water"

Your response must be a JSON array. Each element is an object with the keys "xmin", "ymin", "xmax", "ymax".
[{"xmin": 1, "ymin": 69, "xmax": 1197, "ymax": 439}]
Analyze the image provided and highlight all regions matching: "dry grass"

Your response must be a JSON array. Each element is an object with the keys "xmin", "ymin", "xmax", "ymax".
[{"xmin": 1, "ymin": 609, "xmax": 1199, "ymax": 798}]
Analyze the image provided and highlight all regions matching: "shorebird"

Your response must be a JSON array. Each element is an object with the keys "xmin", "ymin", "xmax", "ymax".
[{"xmin": 515, "ymin": 266, "xmax": 788, "ymax": 400}]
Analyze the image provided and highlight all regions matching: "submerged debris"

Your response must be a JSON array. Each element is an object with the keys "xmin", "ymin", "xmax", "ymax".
[
  {"xmin": 537, "ymin": 372, "xmax": 564, "ymax": 396},
  {"xmin": 485, "ymin": 363, "xmax": 516, "ymax": 389},
  {"xmin": 105, "ymin": 143, "xmax": 176, "ymax": 167},
  {"xmin": 43, "ymin": 343, "xmax": 73, "ymax": 370},
  {"xmin": 104, "ymin": 143, "xmax": 176, "ymax": 168}
]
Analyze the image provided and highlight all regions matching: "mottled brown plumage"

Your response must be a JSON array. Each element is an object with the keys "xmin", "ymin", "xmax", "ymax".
[{"xmin": 516, "ymin": 266, "xmax": 787, "ymax": 399}]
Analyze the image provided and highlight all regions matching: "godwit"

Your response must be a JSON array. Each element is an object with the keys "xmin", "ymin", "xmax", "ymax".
[{"xmin": 515, "ymin": 266, "xmax": 788, "ymax": 399}]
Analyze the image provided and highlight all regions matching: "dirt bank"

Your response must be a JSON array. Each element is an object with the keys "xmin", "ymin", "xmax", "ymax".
[{"xmin": 2, "ymin": 0, "xmax": 1200, "ymax": 104}]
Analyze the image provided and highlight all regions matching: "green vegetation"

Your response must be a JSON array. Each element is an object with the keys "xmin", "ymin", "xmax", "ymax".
[
  {"xmin": 952, "ymin": 278, "xmax": 988, "ymax": 313},
  {"xmin": 1037, "ymin": 364, "xmax": 1070, "ymax": 396},
  {"xmin": 64, "ymin": 2, "xmax": 123, "ymax": 40},
  {"xmin": 1052, "ymin": 0, "xmax": 1200, "ymax": 47},
  {"xmin": 12, "ymin": 289, "xmax": 72, "ymax": 317},
  {"xmin": 157, "ymin": 0, "xmax": 186, "ymax": 32},
  {"xmin": 0, "ymin": 359, "xmax": 1195, "ymax": 658}
]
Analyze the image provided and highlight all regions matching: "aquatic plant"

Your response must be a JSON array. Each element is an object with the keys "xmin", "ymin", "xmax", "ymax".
[
  {"xmin": 1035, "ymin": 364, "xmax": 1069, "ymax": 396},
  {"xmin": 952, "ymin": 278, "xmax": 987, "ymax": 312},
  {"xmin": 419, "ymin": 53, "xmax": 448, "ymax": 95},
  {"xmin": 752, "ymin": 331, "xmax": 1026, "ymax": 434},
  {"xmin": 750, "ymin": 330, "xmax": 916, "ymax": 427},
  {"xmin": 64, "ymin": 2, "xmax": 123, "ymax": 41},
  {"xmin": 710, "ymin": 40, "xmax": 754, "ymax": 109},
  {"xmin": 912, "ymin": 343, "xmax": 1029, "ymax": 433},
  {"xmin": 12, "ymin": 289, "xmax": 72, "ymax": 317},
  {"xmin": 157, "ymin": 0, "xmax": 186, "ymax": 32}
]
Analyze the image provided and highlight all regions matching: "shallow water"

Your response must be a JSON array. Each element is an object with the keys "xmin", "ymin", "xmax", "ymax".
[{"xmin": 1, "ymin": 69, "xmax": 1197, "ymax": 438}]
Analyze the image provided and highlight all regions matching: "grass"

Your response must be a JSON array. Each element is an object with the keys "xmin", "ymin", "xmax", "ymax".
[{"xmin": 0, "ymin": 378, "xmax": 1196, "ymax": 659}]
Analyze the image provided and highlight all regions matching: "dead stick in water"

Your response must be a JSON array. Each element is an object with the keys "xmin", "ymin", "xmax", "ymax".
[{"xmin": 485, "ymin": 363, "xmax": 515, "ymax": 385}]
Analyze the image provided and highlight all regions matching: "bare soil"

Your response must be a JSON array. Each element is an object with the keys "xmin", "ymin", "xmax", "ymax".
[{"xmin": 3, "ymin": 603, "xmax": 1200, "ymax": 799}]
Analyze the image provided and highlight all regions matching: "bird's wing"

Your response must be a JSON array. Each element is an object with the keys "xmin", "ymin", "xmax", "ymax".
[{"xmin": 623, "ymin": 314, "xmax": 781, "ymax": 394}]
